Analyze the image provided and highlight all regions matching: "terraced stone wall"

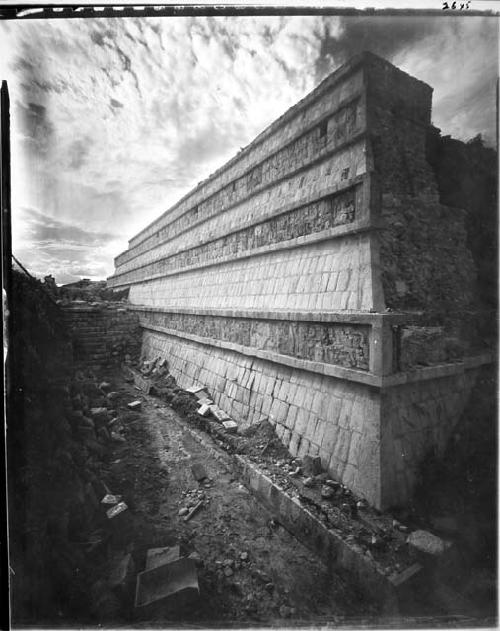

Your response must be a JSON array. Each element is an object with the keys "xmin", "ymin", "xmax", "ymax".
[{"xmin": 109, "ymin": 52, "xmax": 493, "ymax": 509}]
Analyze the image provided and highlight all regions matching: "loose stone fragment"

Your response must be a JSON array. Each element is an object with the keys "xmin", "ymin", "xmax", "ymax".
[
  {"xmin": 407, "ymin": 529, "xmax": 452, "ymax": 557},
  {"xmin": 321, "ymin": 485, "xmax": 336, "ymax": 499},
  {"xmin": 106, "ymin": 502, "xmax": 128, "ymax": 519},
  {"xmin": 184, "ymin": 500, "xmax": 204, "ymax": 522},
  {"xmin": 101, "ymin": 494, "xmax": 122, "ymax": 505},
  {"xmin": 197, "ymin": 397, "xmax": 214, "ymax": 406},
  {"xmin": 210, "ymin": 406, "xmax": 231, "ymax": 422},
  {"xmin": 222, "ymin": 420, "xmax": 238, "ymax": 433}
]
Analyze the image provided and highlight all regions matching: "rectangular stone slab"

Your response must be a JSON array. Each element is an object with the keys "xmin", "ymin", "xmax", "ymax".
[
  {"xmin": 135, "ymin": 557, "xmax": 199, "ymax": 609},
  {"xmin": 146, "ymin": 546, "xmax": 180, "ymax": 571}
]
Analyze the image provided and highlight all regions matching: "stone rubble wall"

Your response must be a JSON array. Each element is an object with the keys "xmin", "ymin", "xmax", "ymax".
[{"xmin": 62, "ymin": 304, "xmax": 141, "ymax": 369}]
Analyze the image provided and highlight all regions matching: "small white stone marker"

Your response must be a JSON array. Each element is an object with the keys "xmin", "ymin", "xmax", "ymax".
[
  {"xmin": 106, "ymin": 502, "xmax": 128, "ymax": 519},
  {"xmin": 101, "ymin": 493, "xmax": 122, "ymax": 505},
  {"xmin": 407, "ymin": 529, "xmax": 451, "ymax": 557},
  {"xmin": 222, "ymin": 420, "xmax": 238, "ymax": 433},
  {"xmin": 185, "ymin": 385, "xmax": 205, "ymax": 394}
]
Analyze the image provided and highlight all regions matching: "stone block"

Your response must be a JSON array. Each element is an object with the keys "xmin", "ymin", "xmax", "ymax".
[{"xmin": 407, "ymin": 530, "xmax": 452, "ymax": 559}]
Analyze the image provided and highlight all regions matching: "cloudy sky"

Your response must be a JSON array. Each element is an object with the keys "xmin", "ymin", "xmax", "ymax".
[{"xmin": 0, "ymin": 13, "xmax": 498, "ymax": 284}]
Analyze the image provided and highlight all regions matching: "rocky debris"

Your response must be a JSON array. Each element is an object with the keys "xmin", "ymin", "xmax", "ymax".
[
  {"xmin": 184, "ymin": 500, "xmax": 204, "ymax": 522},
  {"xmin": 302, "ymin": 455, "xmax": 323, "ymax": 477},
  {"xmin": 111, "ymin": 431, "xmax": 126, "ymax": 443},
  {"xmin": 321, "ymin": 484, "xmax": 336, "ymax": 500},
  {"xmin": 109, "ymin": 362, "xmax": 458, "ymax": 594}
]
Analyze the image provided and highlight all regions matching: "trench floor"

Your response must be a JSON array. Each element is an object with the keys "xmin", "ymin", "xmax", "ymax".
[{"xmin": 95, "ymin": 377, "xmax": 379, "ymax": 626}]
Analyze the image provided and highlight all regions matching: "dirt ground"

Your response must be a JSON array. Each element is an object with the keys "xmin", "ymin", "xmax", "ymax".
[{"xmin": 86, "ymin": 374, "xmax": 380, "ymax": 627}]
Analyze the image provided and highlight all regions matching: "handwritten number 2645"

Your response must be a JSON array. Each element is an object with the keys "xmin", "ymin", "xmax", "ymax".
[{"xmin": 442, "ymin": 1, "xmax": 471, "ymax": 8}]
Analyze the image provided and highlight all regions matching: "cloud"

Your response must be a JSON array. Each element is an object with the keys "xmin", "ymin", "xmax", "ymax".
[
  {"xmin": 13, "ymin": 207, "xmax": 124, "ymax": 283},
  {"xmin": 317, "ymin": 15, "xmax": 498, "ymax": 143},
  {"xmin": 0, "ymin": 14, "xmax": 497, "ymax": 284},
  {"xmin": 21, "ymin": 207, "xmax": 115, "ymax": 246}
]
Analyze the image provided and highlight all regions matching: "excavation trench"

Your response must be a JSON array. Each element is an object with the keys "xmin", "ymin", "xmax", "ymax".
[
  {"xmin": 7, "ymin": 270, "xmax": 496, "ymax": 627},
  {"xmin": 87, "ymin": 376, "xmax": 378, "ymax": 625}
]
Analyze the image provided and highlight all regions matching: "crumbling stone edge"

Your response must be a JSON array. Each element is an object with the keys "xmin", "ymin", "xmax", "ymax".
[{"xmin": 163, "ymin": 406, "xmax": 421, "ymax": 615}]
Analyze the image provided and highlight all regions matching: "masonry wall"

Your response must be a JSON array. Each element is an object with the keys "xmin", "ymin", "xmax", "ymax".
[
  {"xmin": 141, "ymin": 327, "xmax": 382, "ymax": 503},
  {"xmin": 62, "ymin": 304, "xmax": 141, "ymax": 370},
  {"xmin": 108, "ymin": 52, "xmax": 493, "ymax": 509}
]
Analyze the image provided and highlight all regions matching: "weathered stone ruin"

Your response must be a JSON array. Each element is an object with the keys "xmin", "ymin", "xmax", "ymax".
[{"xmin": 108, "ymin": 52, "xmax": 495, "ymax": 510}]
